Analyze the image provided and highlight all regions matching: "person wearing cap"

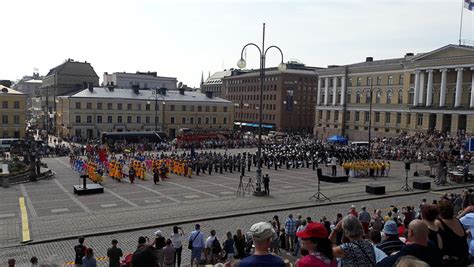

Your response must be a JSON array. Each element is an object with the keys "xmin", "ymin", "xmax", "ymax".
[
  {"xmin": 152, "ymin": 230, "xmax": 166, "ymax": 266},
  {"xmin": 295, "ymin": 222, "xmax": 336, "ymax": 267},
  {"xmin": 238, "ymin": 222, "xmax": 285, "ymax": 267},
  {"xmin": 377, "ymin": 220, "xmax": 405, "ymax": 255}
]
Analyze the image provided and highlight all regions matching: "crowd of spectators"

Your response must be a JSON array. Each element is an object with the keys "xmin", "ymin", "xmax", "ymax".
[{"xmin": 8, "ymin": 188, "xmax": 474, "ymax": 267}]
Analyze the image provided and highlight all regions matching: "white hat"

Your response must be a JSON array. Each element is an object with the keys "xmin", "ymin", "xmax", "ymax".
[{"xmin": 154, "ymin": 230, "xmax": 162, "ymax": 236}]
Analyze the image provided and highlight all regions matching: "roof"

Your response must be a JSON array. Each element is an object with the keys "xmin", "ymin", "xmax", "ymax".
[
  {"xmin": 67, "ymin": 87, "xmax": 232, "ymax": 104},
  {"xmin": 0, "ymin": 85, "xmax": 26, "ymax": 95},
  {"xmin": 46, "ymin": 60, "xmax": 99, "ymax": 78}
]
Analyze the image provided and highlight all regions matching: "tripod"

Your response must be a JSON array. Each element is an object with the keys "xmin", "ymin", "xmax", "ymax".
[
  {"xmin": 399, "ymin": 169, "xmax": 413, "ymax": 192},
  {"xmin": 237, "ymin": 175, "xmax": 245, "ymax": 197},
  {"xmin": 244, "ymin": 178, "xmax": 255, "ymax": 196},
  {"xmin": 310, "ymin": 173, "xmax": 331, "ymax": 202}
]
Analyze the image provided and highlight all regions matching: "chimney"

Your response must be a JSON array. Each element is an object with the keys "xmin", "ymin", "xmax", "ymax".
[
  {"xmin": 88, "ymin": 82, "xmax": 94, "ymax": 92},
  {"xmin": 365, "ymin": 57, "xmax": 373, "ymax": 62},
  {"xmin": 179, "ymin": 88, "xmax": 185, "ymax": 95},
  {"xmin": 158, "ymin": 87, "xmax": 167, "ymax": 95},
  {"xmin": 405, "ymin": 52, "xmax": 414, "ymax": 60},
  {"xmin": 132, "ymin": 84, "xmax": 140, "ymax": 94},
  {"xmin": 205, "ymin": 91, "xmax": 213, "ymax": 98}
]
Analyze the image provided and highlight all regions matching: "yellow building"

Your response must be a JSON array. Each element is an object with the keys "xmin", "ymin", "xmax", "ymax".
[
  {"xmin": 314, "ymin": 44, "xmax": 474, "ymax": 140},
  {"xmin": 0, "ymin": 85, "xmax": 27, "ymax": 138},
  {"xmin": 56, "ymin": 87, "xmax": 234, "ymax": 140}
]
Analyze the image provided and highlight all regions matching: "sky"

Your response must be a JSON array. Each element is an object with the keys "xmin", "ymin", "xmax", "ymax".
[{"xmin": 0, "ymin": 0, "xmax": 473, "ymax": 87}]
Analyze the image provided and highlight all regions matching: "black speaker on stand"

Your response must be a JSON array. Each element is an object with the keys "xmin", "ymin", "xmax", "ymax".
[
  {"xmin": 309, "ymin": 169, "xmax": 331, "ymax": 201},
  {"xmin": 400, "ymin": 161, "xmax": 413, "ymax": 192}
]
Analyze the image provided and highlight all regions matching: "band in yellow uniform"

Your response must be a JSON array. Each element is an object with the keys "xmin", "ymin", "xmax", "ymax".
[
  {"xmin": 87, "ymin": 161, "xmax": 103, "ymax": 183},
  {"xmin": 342, "ymin": 160, "xmax": 388, "ymax": 178}
]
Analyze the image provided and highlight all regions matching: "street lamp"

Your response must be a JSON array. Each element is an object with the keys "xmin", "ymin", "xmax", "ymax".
[
  {"xmin": 363, "ymin": 80, "xmax": 374, "ymax": 159},
  {"xmin": 147, "ymin": 88, "xmax": 166, "ymax": 132},
  {"xmin": 237, "ymin": 23, "xmax": 286, "ymax": 196}
]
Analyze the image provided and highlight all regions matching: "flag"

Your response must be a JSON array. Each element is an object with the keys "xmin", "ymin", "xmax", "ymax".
[{"xmin": 465, "ymin": 0, "xmax": 474, "ymax": 11}]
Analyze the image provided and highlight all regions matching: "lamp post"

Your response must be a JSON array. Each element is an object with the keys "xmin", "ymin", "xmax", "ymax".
[
  {"xmin": 237, "ymin": 23, "xmax": 286, "ymax": 196},
  {"xmin": 364, "ymin": 80, "xmax": 374, "ymax": 159},
  {"xmin": 147, "ymin": 88, "xmax": 166, "ymax": 132}
]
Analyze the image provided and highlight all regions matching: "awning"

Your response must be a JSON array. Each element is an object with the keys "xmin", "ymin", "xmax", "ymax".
[{"xmin": 234, "ymin": 122, "xmax": 275, "ymax": 129}]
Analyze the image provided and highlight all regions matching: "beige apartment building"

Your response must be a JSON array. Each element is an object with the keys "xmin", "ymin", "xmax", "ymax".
[
  {"xmin": 0, "ymin": 85, "xmax": 27, "ymax": 138},
  {"xmin": 56, "ymin": 87, "xmax": 234, "ymax": 140},
  {"xmin": 314, "ymin": 44, "xmax": 474, "ymax": 140}
]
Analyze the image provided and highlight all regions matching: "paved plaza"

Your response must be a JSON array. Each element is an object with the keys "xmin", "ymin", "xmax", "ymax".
[{"xmin": 0, "ymin": 148, "xmax": 472, "ymax": 265}]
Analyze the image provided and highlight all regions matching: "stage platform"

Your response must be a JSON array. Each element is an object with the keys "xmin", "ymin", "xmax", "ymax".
[
  {"xmin": 73, "ymin": 184, "xmax": 104, "ymax": 195},
  {"xmin": 319, "ymin": 174, "xmax": 349, "ymax": 183}
]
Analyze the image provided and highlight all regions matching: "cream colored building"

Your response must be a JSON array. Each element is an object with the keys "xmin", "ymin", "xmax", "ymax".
[
  {"xmin": 56, "ymin": 87, "xmax": 234, "ymax": 140},
  {"xmin": 0, "ymin": 85, "xmax": 27, "ymax": 138},
  {"xmin": 314, "ymin": 44, "xmax": 474, "ymax": 140}
]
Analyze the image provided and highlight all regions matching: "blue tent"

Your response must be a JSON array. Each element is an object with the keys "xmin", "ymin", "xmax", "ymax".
[{"xmin": 327, "ymin": 135, "xmax": 348, "ymax": 144}]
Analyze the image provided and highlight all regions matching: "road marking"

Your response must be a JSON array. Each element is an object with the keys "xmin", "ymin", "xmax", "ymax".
[
  {"xmin": 52, "ymin": 179, "xmax": 92, "ymax": 213},
  {"xmin": 51, "ymin": 208, "xmax": 70, "ymax": 213},
  {"xmin": 144, "ymin": 199, "xmax": 161, "ymax": 203},
  {"xmin": 220, "ymin": 191, "xmax": 234, "ymax": 195},
  {"xmin": 20, "ymin": 184, "xmax": 38, "ymax": 219},
  {"xmin": 166, "ymin": 181, "xmax": 219, "ymax": 198},
  {"xmin": 100, "ymin": 203, "xmax": 118, "ymax": 208},
  {"xmin": 183, "ymin": 195, "xmax": 200, "ymax": 199},
  {"xmin": 282, "ymin": 186, "xmax": 295, "ymax": 189},
  {"xmin": 106, "ymin": 188, "xmax": 139, "ymax": 207},
  {"xmin": 19, "ymin": 197, "xmax": 31, "ymax": 243},
  {"xmin": 0, "ymin": 213, "xmax": 15, "ymax": 218},
  {"xmin": 135, "ymin": 184, "xmax": 181, "ymax": 203}
]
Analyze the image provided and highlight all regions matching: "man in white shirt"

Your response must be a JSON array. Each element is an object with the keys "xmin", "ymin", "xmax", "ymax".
[
  {"xmin": 205, "ymin": 230, "xmax": 220, "ymax": 264},
  {"xmin": 188, "ymin": 224, "xmax": 205, "ymax": 267}
]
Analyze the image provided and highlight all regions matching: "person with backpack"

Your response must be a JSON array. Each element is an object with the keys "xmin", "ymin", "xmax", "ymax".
[
  {"xmin": 74, "ymin": 236, "xmax": 87, "ymax": 267},
  {"xmin": 188, "ymin": 224, "xmax": 205, "ymax": 267},
  {"xmin": 205, "ymin": 230, "xmax": 221, "ymax": 264}
]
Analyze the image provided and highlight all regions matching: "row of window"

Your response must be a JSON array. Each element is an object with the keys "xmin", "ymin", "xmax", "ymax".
[
  {"xmin": 1, "ymin": 101, "xmax": 21, "ymax": 109},
  {"xmin": 74, "ymin": 115, "xmax": 228, "ymax": 125},
  {"xmin": 318, "ymin": 111, "xmax": 424, "ymax": 126},
  {"xmin": 322, "ymin": 75, "xmax": 403, "ymax": 87},
  {"xmin": 1, "ymin": 115, "xmax": 21, "ymax": 124},
  {"xmin": 236, "ymin": 113, "xmax": 276, "ymax": 121},
  {"xmin": 73, "ymin": 102, "xmax": 228, "ymax": 112}
]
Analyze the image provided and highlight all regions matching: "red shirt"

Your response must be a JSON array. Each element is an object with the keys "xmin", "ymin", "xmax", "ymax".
[{"xmin": 296, "ymin": 255, "xmax": 337, "ymax": 267}]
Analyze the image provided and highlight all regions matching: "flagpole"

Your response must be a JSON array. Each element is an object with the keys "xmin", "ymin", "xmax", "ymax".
[{"xmin": 459, "ymin": 0, "xmax": 465, "ymax": 45}]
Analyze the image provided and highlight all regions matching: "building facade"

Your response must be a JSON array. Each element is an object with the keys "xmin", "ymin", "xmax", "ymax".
[
  {"xmin": 314, "ymin": 44, "xmax": 474, "ymax": 140},
  {"xmin": 12, "ymin": 72, "xmax": 43, "ymax": 118},
  {"xmin": 222, "ymin": 62, "xmax": 319, "ymax": 133},
  {"xmin": 0, "ymin": 85, "xmax": 27, "ymax": 138},
  {"xmin": 201, "ymin": 70, "xmax": 233, "ymax": 98},
  {"xmin": 103, "ymin": 71, "xmax": 177, "ymax": 90},
  {"xmin": 56, "ymin": 87, "xmax": 234, "ymax": 140}
]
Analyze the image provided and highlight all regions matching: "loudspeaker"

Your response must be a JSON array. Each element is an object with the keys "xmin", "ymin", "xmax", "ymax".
[
  {"xmin": 317, "ymin": 168, "xmax": 322, "ymax": 179},
  {"xmin": 405, "ymin": 162, "xmax": 411, "ymax": 170},
  {"xmin": 413, "ymin": 181, "xmax": 430, "ymax": 190},
  {"xmin": 366, "ymin": 184, "xmax": 385, "ymax": 195}
]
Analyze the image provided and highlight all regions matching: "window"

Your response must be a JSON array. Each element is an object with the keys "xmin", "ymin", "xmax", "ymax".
[
  {"xmin": 13, "ymin": 115, "xmax": 19, "ymax": 124},
  {"xmin": 146, "ymin": 104, "xmax": 150, "ymax": 110},
  {"xmin": 137, "ymin": 116, "xmax": 141, "ymax": 123},
  {"xmin": 205, "ymin": 106, "xmax": 210, "ymax": 112},
  {"xmin": 2, "ymin": 101, "xmax": 8, "ymax": 109},
  {"xmin": 107, "ymin": 103, "xmax": 113, "ymax": 110},
  {"xmin": 146, "ymin": 116, "xmax": 150, "ymax": 123},
  {"xmin": 213, "ymin": 106, "xmax": 217, "ymax": 112},
  {"xmin": 97, "ymin": 116, "xmax": 102, "ymax": 123},
  {"xmin": 155, "ymin": 116, "xmax": 159, "ymax": 124},
  {"xmin": 212, "ymin": 117, "xmax": 217, "ymax": 124},
  {"xmin": 365, "ymin": 91, "xmax": 371, "ymax": 103},
  {"xmin": 318, "ymin": 110, "xmax": 323, "ymax": 120},
  {"xmin": 107, "ymin": 116, "xmax": 112, "ymax": 123},
  {"xmin": 170, "ymin": 116, "xmax": 175, "ymax": 124},
  {"xmin": 117, "ymin": 103, "xmax": 122, "ymax": 110},
  {"xmin": 86, "ymin": 115, "xmax": 92, "ymax": 123},
  {"xmin": 97, "ymin": 103, "xmax": 102, "ymax": 110},
  {"xmin": 355, "ymin": 111, "xmax": 360, "ymax": 121},
  {"xmin": 75, "ymin": 115, "xmax": 81, "ymax": 123},
  {"xmin": 407, "ymin": 114, "xmax": 411, "ymax": 125},
  {"xmin": 335, "ymin": 111, "xmax": 339, "ymax": 121},
  {"xmin": 375, "ymin": 112, "xmax": 380, "ymax": 123},
  {"xmin": 75, "ymin": 102, "xmax": 81, "ymax": 109},
  {"xmin": 385, "ymin": 112, "xmax": 391, "ymax": 124},
  {"xmin": 190, "ymin": 117, "xmax": 194, "ymax": 124},
  {"xmin": 198, "ymin": 117, "xmax": 202, "ymax": 124},
  {"xmin": 223, "ymin": 117, "xmax": 227, "ymax": 124},
  {"xmin": 223, "ymin": 106, "xmax": 228, "ymax": 112},
  {"xmin": 137, "ymin": 104, "xmax": 141, "ymax": 110},
  {"xmin": 326, "ymin": 111, "xmax": 330, "ymax": 120},
  {"xmin": 375, "ymin": 90, "xmax": 382, "ymax": 104},
  {"xmin": 367, "ymin": 77, "xmax": 373, "ymax": 86},
  {"xmin": 386, "ymin": 90, "xmax": 393, "ymax": 104},
  {"xmin": 13, "ymin": 101, "xmax": 19, "ymax": 109},
  {"xmin": 355, "ymin": 91, "xmax": 361, "ymax": 103},
  {"xmin": 336, "ymin": 91, "xmax": 342, "ymax": 104},
  {"xmin": 364, "ymin": 111, "xmax": 369, "ymax": 122},
  {"xmin": 117, "ymin": 116, "xmax": 122, "ymax": 123},
  {"xmin": 182, "ymin": 105, "xmax": 186, "ymax": 111},
  {"xmin": 182, "ymin": 117, "xmax": 186, "ymax": 124},
  {"xmin": 346, "ymin": 111, "xmax": 351, "ymax": 121},
  {"xmin": 170, "ymin": 105, "xmax": 175, "ymax": 111},
  {"xmin": 86, "ymin": 102, "xmax": 92, "ymax": 109},
  {"xmin": 198, "ymin": 106, "xmax": 202, "ymax": 112},
  {"xmin": 388, "ymin": 75, "xmax": 393, "ymax": 85},
  {"xmin": 127, "ymin": 116, "xmax": 132, "ymax": 123},
  {"xmin": 348, "ymin": 78, "xmax": 353, "ymax": 87},
  {"xmin": 190, "ymin": 105, "xmax": 195, "ymax": 112},
  {"xmin": 376, "ymin": 76, "xmax": 382, "ymax": 86},
  {"xmin": 417, "ymin": 114, "xmax": 423, "ymax": 126},
  {"xmin": 398, "ymin": 89, "xmax": 403, "ymax": 104},
  {"xmin": 399, "ymin": 75, "xmax": 404, "ymax": 85},
  {"xmin": 346, "ymin": 90, "xmax": 351, "ymax": 104},
  {"xmin": 205, "ymin": 117, "xmax": 210, "ymax": 124},
  {"xmin": 396, "ymin": 113, "xmax": 401, "ymax": 124},
  {"xmin": 408, "ymin": 88, "xmax": 415, "ymax": 105},
  {"xmin": 127, "ymin": 104, "xmax": 132, "ymax": 110}
]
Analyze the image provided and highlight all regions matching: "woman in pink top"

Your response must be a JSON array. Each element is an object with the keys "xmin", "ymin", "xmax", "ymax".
[{"xmin": 295, "ymin": 222, "xmax": 336, "ymax": 267}]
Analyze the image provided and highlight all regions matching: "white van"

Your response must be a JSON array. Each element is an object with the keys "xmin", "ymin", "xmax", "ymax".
[{"xmin": 0, "ymin": 138, "xmax": 19, "ymax": 151}]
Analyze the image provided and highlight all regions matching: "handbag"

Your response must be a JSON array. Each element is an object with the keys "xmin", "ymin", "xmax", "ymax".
[{"xmin": 188, "ymin": 231, "xmax": 199, "ymax": 250}]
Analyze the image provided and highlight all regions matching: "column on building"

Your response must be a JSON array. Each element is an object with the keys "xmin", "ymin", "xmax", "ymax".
[
  {"xmin": 340, "ymin": 76, "xmax": 346, "ymax": 105},
  {"xmin": 317, "ymin": 78, "xmax": 322, "ymax": 105},
  {"xmin": 425, "ymin": 70, "xmax": 434, "ymax": 107},
  {"xmin": 332, "ymin": 77, "xmax": 337, "ymax": 105},
  {"xmin": 324, "ymin": 77, "xmax": 329, "ymax": 105},
  {"xmin": 470, "ymin": 67, "xmax": 474, "ymax": 108},
  {"xmin": 439, "ymin": 69, "xmax": 448, "ymax": 107},
  {"xmin": 455, "ymin": 68, "xmax": 464, "ymax": 108},
  {"xmin": 419, "ymin": 71, "xmax": 425, "ymax": 105},
  {"xmin": 413, "ymin": 70, "xmax": 420, "ymax": 106}
]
